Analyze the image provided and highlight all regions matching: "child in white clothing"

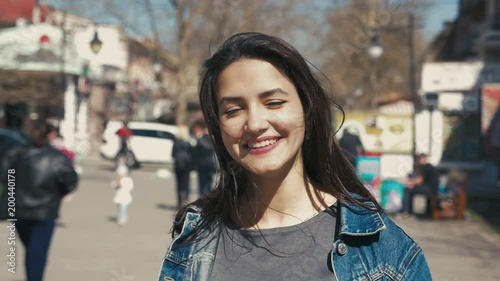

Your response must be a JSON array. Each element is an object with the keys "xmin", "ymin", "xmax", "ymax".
[{"xmin": 113, "ymin": 156, "xmax": 134, "ymax": 225}]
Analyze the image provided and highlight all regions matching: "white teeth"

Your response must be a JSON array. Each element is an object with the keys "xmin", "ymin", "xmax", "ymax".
[{"xmin": 248, "ymin": 139, "xmax": 278, "ymax": 149}]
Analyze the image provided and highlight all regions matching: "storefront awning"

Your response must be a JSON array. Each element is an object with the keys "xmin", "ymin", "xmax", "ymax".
[{"xmin": 0, "ymin": 23, "xmax": 84, "ymax": 74}]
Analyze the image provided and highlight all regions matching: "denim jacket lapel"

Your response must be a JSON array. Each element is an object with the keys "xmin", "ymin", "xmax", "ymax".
[{"xmin": 338, "ymin": 201, "xmax": 386, "ymax": 237}]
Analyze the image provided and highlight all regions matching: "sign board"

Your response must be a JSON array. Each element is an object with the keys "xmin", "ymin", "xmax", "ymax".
[
  {"xmin": 482, "ymin": 84, "xmax": 500, "ymax": 133},
  {"xmin": 437, "ymin": 92, "xmax": 464, "ymax": 111},
  {"xmin": 482, "ymin": 84, "xmax": 500, "ymax": 162},
  {"xmin": 338, "ymin": 112, "xmax": 413, "ymax": 153},
  {"xmin": 421, "ymin": 61, "xmax": 483, "ymax": 93}
]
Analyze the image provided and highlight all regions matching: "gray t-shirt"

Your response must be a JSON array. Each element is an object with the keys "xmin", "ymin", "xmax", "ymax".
[{"xmin": 210, "ymin": 205, "xmax": 337, "ymax": 281}]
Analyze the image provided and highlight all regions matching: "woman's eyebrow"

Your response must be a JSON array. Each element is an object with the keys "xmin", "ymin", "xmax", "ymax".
[
  {"xmin": 219, "ymin": 96, "xmax": 243, "ymax": 106},
  {"xmin": 259, "ymin": 88, "xmax": 288, "ymax": 99},
  {"xmin": 219, "ymin": 88, "xmax": 288, "ymax": 106}
]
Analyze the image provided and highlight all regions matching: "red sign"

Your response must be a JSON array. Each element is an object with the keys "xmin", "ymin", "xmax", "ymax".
[
  {"xmin": 482, "ymin": 84, "xmax": 500, "ymax": 134},
  {"xmin": 0, "ymin": 0, "xmax": 36, "ymax": 22},
  {"xmin": 485, "ymin": 86, "xmax": 500, "ymax": 99}
]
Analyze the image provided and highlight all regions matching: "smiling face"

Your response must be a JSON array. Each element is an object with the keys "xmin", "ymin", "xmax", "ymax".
[{"xmin": 217, "ymin": 59, "xmax": 306, "ymax": 177}]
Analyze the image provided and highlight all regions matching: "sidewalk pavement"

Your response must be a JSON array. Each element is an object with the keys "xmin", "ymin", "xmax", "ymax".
[
  {"xmin": 0, "ymin": 155, "xmax": 499, "ymax": 280},
  {"xmin": 394, "ymin": 210, "xmax": 500, "ymax": 280}
]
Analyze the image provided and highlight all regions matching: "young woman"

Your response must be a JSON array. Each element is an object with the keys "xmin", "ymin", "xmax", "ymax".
[{"xmin": 158, "ymin": 33, "xmax": 431, "ymax": 281}]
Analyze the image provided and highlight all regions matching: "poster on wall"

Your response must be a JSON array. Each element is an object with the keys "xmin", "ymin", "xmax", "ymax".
[
  {"xmin": 357, "ymin": 153, "xmax": 406, "ymax": 212},
  {"xmin": 336, "ymin": 112, "xmax": 413, "ymax": 154},
  {"xmin": 482, "ymin": 84, "xmax": 500, "ymax": 163},
  {"xmin": 378, "ymin": 115, "xmax": 413, "ymax": 153},
  {"xmin": 356, "ymin": 152, "xmax": 381, "ymax": 202}
]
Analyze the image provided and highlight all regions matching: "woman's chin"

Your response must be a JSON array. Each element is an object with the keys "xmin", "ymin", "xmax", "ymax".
[{"xmin": 245, "ymin": 166, "xmax": 279, "ymax": 177}]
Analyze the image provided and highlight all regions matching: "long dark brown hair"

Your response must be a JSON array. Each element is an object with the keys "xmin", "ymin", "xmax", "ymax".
[{"xmin": 173, "ymin": 32, "xmax": 381, "ymax": 239}]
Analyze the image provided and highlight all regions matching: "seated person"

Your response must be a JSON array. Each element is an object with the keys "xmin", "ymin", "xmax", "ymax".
[
  {"xmin": 402, "ymin": 153, "xmax": 439, "ymax": 216},
  {"xmin": 446, "ymin": 169, "xmax": 465, "ymax": 197}
]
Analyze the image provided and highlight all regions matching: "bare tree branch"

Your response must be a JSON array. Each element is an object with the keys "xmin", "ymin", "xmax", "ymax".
[
  {"xmin": 103, "ymin": 0, "xmax": 149, "ymax": 36},
  {"xmin": 319, "ymin": 0, "xmax": 433, "ymax": 109}
]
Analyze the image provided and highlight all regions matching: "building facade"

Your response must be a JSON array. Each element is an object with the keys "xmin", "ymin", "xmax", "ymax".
[{"xmin": 421, "ymin": 0, "xmax": 500, "ymax": 195}]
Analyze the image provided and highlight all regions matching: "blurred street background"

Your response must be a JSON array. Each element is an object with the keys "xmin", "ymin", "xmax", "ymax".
[
  {"xmin": 0, "ymin": 155, "xmax": 499, "ymax": 281},
  {"xmin": 1, "ymin": 0, "xmax": 500, "ymax": 280}
]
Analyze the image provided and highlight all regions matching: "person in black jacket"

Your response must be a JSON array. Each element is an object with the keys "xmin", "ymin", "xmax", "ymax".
[
  {"xmin": 402, "ymin": 153, "xmax": 439, "ymax": 216},
  {"xmin": 192, "ymin": 119, "xmax": 217, "ymax": 197},
  {"xmin": 339, "ymin": 127, "xmax": 365, "ymax": 168},
  {"xmin": 172, "ymin": 125, "xmax": 193, "ymax": 208},
  {"xmin": 1, "ymin": 120, "xmax": 78, "ymax": 281}
]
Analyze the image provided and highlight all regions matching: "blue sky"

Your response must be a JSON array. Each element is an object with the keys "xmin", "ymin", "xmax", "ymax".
[
  {"xmin": 43, "ymin": 0, "xmax": 459, "ymax": 43},
  {"xmin": 422, "ymin": 0, "xmax": 459, "ymax": 41}
]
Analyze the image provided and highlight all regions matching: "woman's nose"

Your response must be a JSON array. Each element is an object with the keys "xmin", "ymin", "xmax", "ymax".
[{"xmin": 245, "ymin": 107, "xmax": 269, "ymax": 135}]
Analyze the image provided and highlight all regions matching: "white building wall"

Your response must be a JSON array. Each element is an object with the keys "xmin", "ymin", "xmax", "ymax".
[
  {"xmin": 57, "ymin": 14, "xmax": 129, "ymax": 155},
  {"xmin": 380, "ymin": 154, "xmax": 413, "ymax": 180},
  {"xmin": 61, "ymin": 77, "xmax": 76, "ymax": 149},
  {"xmin": 72, "ymin": 25, "xmax": 128, "ymax": 81},
  {"xmin": 75, "ymin": 98, "xmax": 90, "ymax": 156},
  {"xmin": 415, "ymin": 110, "xmax": 444, "ymax": 166}
]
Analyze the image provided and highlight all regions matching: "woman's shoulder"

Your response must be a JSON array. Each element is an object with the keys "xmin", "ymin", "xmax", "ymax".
[
  {"xmin": 172, "ymin": 204, "xmax": 207, "ymax": 238},
  {"xmin": 339, "ymin": 204, "xmax": 427, "ymax": 268},
  {"xmin": 338, "ymin": 199, "xmax": 418, "ymax": 245}
]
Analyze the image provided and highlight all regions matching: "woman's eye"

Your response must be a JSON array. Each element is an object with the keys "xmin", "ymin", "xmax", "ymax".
[
  {"xmin": 266, "ymin": 100, "xmax": 286, "ymax": 109},
  {"xmin": 224, "ymin": 108, "xmax": 242, "ymax": 117}
]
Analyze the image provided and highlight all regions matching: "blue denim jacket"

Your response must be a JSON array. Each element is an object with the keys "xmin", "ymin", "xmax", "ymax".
[{"xmin": 158, "ymin": 202, "xmax": 432, "ymax": 281}]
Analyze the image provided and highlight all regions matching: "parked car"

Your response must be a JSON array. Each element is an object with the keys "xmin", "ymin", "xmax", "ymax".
[{"xmin": 100, "ymin": 121, "xmax": 179, "ymax": 167}]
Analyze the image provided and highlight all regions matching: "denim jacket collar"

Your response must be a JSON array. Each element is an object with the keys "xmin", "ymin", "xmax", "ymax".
[
  {"xmin": 173, "ymin": 200, "xmax": 386, "ymax": 242},
  {"xmin": 338, "ymin": 201, "xmax": 386, "ymax": 237},
  {"xmin": 167, "ymin": 205, "xmax": 212, "ymax": 264}
]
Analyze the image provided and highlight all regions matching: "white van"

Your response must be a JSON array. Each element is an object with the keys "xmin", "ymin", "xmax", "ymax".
[{"xmin": 100, "ymin": 121, "xmax": 179, "ymax": 165}]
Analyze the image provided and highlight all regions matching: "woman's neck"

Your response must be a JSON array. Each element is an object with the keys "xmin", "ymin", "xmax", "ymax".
[{"xmin": 235, "ymin": 165, "xmax": 336, "ymax": 230}]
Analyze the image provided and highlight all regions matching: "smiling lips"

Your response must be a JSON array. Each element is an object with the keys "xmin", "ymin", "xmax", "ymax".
[{"xmin": 246, "ymin": 138, "xmax": 280, "ymax": 149}]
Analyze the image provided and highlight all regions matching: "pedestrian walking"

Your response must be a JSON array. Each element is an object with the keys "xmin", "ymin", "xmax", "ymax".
[
  {"xmin": 115, "ymin": 121, "xmax": 137, "ymax": 168},
  {"xmin": 46, "ymin": 124, "xmax": 77, "ymax": 202},
  {"xmin": 46, "ymin": 124, "xmax": 75, "ymax": 162},
  {"xmin": 112, "ymin": 155, "xmax": 134, "ymax": 225},
  {"xmin": 1, "ymin": 119, "xmax": 78, "ymax": 281},
  {"xmin": 172, "ymin": 125, "xmax": 193, "ymax": 208},
  {"xmin": 116, "ymin": 121, "xmax": 133, "ymax": 155},
  {"xmin": 339, "ymin": 127, "xmax": 365, "ymax": 167},
  {"xmin": 158, "ymin": 32, "xmax": 431, "ymax": 281},
  {"xmin": 192, "ymin": 119, "xmax": 217, "ymax": 197}
]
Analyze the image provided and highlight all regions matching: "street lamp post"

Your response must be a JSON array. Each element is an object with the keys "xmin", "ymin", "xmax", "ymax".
[
  {"xmin": 146, "ymin": 0, "xmax": 162, "ymax": 80},
  {"xmin": 153, "ymin": 51, "xmax": 162, "ymax": 80},
  {"xmin": 89, "ymin": 30, "xmax": 103, "ymax": 54},
  {"xmin": 367, "ymin": 34, "xmax": 384, "ymax": 60},
  {"xmin": 408, "ymin": 13, "xmax": 418, "ymax": 173},
  {"xmin": 89, "ymin": 25, "xmax": 103, "ymax": 55},
  {"xmin": 365, "ymin": 11, "xmax": 419, "ymax": 174},
  {"xmin": 88, "ymin": 25, "xmax": 104, "ymax": 152},
  {"xmin": 367, "ymin": 32, "xmax": 384, "ymax": 111}
]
